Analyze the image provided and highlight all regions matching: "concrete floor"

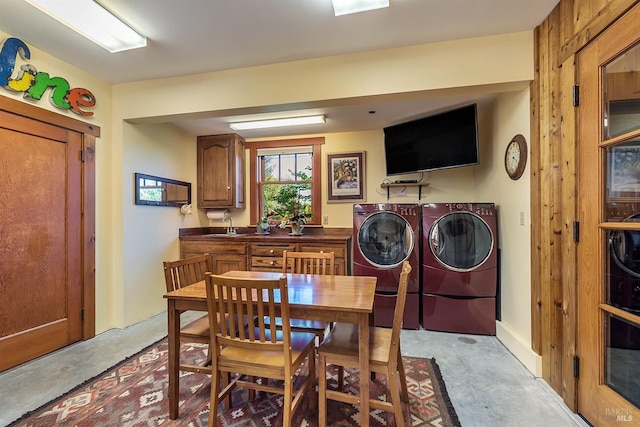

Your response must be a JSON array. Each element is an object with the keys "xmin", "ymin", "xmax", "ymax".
[{"xmin": 0, "ymin": 312, "xmax": 590, "ymax": 427}]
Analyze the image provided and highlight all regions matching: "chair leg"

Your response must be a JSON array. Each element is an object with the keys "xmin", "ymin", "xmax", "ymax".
[
  {"xmin": 397, "ymin": 348, "xmax": 409, "ymax": 402},
  {"xmin": 308, "ymin": 349, "xmax": 317, "ymax": 411},
  {"xmin": 283, "ymin": 375, "xmax": 293, "ymax": 427},
  {"xmin": 209, "ymin": 368, "xmax": 220, "ymax": 427},
  {"xmin": 222, "ymin": 372, "xmax": 232, "ymax": 409},
  {"xmin": 386, "ymin": 366, "xmax": 405, "ymax": 427},
  {"xmin": 318, "ymin": 354, "xmax": 328, "ymax": 427},
  {"xmin": 337, "ymin": 366, "xmax": 344, "ymax": 390}
]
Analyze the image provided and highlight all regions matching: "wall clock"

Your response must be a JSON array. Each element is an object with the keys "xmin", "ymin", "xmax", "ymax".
[{"xmin": 504, "ymin": 134, "xmax": 528, "ymax": 180}]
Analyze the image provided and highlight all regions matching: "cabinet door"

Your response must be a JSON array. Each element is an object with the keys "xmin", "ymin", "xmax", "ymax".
[
  {"xmin": 197, "ymin": 134, "xmax": 245, "ymax": 208},
  {"xmin": 212, "ymin": 254, "xmax": 247, "ymax": 274}
]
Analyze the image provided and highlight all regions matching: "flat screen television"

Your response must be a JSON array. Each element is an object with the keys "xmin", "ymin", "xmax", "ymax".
[{"xmin": 384, "ymin": 103, "xmax": 479, "ymax": 176}]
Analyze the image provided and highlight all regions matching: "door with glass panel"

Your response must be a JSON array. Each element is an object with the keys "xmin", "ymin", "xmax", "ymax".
[{"xmin": 577, "ymin": 4, "xmax": 640, "ymax": 425}]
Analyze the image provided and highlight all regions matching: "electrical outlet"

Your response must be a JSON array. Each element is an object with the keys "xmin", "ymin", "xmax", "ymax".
[
  {"xmin": 323, "ymin": 215, "xmax": 329, "ymax": 225},
  {"xmin": 520, "ymin": 211, "xmax": 525, "ymax": 226}
]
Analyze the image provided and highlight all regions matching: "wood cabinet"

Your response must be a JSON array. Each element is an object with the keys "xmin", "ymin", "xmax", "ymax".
[
  {"xmin": 179, "ymin": 239, "xmax": 247, "ymax": 274},
  {"xmin": 180, "ymin": 233, "xmax": 352, "ymax": 276},
  {"xmin": 249, "ymin": 241, "xmax": 349, "ymax": 275},
  {"xmin": 249, "ymin": 242, "xmax": 297, "ymax": 272},
  {"xmin": 197, "ymin": 133, "xmax": 245, "ymax": 209}
]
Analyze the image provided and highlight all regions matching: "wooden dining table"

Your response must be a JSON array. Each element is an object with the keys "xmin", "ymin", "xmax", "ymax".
[{"xmin": 164, "ymin": 270, "xmax": 377, "ymax": 426}]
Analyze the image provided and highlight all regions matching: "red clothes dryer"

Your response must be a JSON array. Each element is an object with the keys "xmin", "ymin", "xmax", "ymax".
[
  {"xmin": 354, "ymin": 203, "xmax": 420, "ymax": 329},
  {"xmin": 421, "ymin": 202, "xmax": 498, "ymax": 335}
]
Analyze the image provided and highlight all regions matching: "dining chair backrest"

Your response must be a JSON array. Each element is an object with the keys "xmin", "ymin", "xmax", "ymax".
[
  {"xmin": 163, "ymin": 253, "xmax": 212, "ymax": 292},
  {"xmin": 204, "ymin": 273, "xmax": 294, "ymax": 368},
  {"xmin": 390, "ymin": 261, "xmax": 412, "ymax": 356},
  {"xmin": 283, "ymin": 250, "xmax": 335, "ymax": 275}
]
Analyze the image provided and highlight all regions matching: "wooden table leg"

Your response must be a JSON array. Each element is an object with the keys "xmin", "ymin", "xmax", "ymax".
[
  {"xmin": 168, "ymin": 300, "xmax": 179, "ymax": 419},
  {"xmin": 358, "ymin": 312, "xmax": 370, "ymax": 427}
]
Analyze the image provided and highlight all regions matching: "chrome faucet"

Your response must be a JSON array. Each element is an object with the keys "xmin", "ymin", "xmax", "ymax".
[{"xmin": 223, "ymin": 215, "xmax": 236, "ymax": 234}]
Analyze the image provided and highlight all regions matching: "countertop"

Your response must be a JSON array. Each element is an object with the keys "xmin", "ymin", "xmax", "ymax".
[{"xmin": 179, "ymin": 227, "xmax": 353, "ymax": 242}]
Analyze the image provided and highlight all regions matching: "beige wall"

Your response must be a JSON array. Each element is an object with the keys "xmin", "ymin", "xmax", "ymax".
[
  {"xmin": 2, "ymin": 28, "xmax": 537, "ymax": 374},
  {"xmin": 476, "ymin": 90, "xmax": 537, "ymax": 374},
  {"xmin": 121, "ymin": 122, "xmax": 200, "ymax": 325}
]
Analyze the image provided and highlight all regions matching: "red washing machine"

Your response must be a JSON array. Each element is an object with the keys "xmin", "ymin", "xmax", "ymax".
[
  {"xmin": 422, "ymin": 202, "xmax": 498, "ymax": 335},
  {"xmin": 354, "ymin": 203, "xmax": 420, "ymax": 329}
]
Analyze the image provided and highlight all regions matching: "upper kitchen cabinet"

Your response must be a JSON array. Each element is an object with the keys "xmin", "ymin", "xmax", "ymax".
[{"xmin": 197, "ymin": 134, "xmax": 245, "ymax": 209}]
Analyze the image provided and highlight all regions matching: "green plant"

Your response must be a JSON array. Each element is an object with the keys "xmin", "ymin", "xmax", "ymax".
[{"xmin": 263, "ymin": 168, "xmax": 312, "ymax": 224}]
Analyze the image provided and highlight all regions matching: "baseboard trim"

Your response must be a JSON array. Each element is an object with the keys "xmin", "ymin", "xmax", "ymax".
[{"xmin": 495, "ymin": 321, "xmax": 542, "ymax": 376}]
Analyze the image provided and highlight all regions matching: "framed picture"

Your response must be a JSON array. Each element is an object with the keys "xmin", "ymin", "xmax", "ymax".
[
  {"xmin": 609, "ymin": 145, "xmax": 640, "ymax": 197},
  {"xmin": 327, "ymin": 151, "xmax": 366, "ymax": 203}
]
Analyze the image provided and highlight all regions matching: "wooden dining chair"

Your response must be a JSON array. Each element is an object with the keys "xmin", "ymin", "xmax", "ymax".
[
  {"xmin": 204, "ymin": 272, "xmax": 317, "ymax": 427},
  {"xmin": 163, "ymin": 253, "xmax": 213, "ymax": 375},
  {"xmin": 317, "ymin": 261, "xmax": 412, "ymax": 427},
  {"xmin": 282, "ymin": 250, "xmax": 335, "ymax": 342}
]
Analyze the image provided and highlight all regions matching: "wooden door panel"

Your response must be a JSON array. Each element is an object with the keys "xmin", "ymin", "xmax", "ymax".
[
  {"xmin": 0, "ymin": 120, "xmax": 83, "ymax": 371},
  {"xmin": 577, "ymin": 3, "xmax": 640, "ymax": 425}
]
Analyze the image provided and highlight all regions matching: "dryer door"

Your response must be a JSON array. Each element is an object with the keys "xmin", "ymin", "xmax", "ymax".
[
  {"xmin": 357, "ymin": 211, "xmax": 414, "ymax": 268},
  {"xmin": 429, "ymin": 212, "xmax": 493, "ymax": 272},
  {"xmin": 608, "ymin": 213, "xmax": 640, "ymax": 314}
]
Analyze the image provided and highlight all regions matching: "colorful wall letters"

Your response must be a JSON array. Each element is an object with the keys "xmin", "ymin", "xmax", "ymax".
[{"xmin": 0, "ymin": 37, "xmax": 96, "ymax": 116}]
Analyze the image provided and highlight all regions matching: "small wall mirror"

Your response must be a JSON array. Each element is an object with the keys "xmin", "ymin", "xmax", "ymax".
[{"xmin": 135, "ymin": 173, "xmax": 191, "ymax": 207}]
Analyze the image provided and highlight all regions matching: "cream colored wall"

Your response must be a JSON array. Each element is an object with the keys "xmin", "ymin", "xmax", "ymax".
[
  {"xmin": 0, "ymin": 31, "xmax": 114, "ymax": 334},
  {"xmin": 120, "ymin": 122, "xmax": 199, "ymax": 325},
  {"xmin": 474, "ymin": 90, "xmax": 536, "ymax": 373}
]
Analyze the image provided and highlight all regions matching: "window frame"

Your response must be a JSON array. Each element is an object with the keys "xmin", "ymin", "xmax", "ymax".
[{"xmin": 247, "ymin": 137, "xmax": 324, "ymax": 226}]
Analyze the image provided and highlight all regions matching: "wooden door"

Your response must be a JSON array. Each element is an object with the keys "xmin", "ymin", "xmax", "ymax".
[
  {"xmin": 0, "ymin": 108, "xmax": 87, "ymax": 371},
  {"xmin": 577, "ymin": 3, "xmax": 640, "ymax": 424}
]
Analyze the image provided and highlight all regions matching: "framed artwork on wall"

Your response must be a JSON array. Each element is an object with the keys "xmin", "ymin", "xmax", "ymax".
[{"xmin": 327, "ymin": 151, "xmax": 366, "ymax": 203}]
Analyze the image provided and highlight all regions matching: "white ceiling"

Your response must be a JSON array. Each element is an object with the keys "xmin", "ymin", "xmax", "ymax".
[{"xmin": 0, "ymin": 0, "xmax": 559, "ymax": 138}]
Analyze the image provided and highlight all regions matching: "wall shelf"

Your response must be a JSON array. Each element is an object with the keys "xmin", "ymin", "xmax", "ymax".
[{"xmin": 380, "ymin": 182, "xmax": 429, "ymax": 201}]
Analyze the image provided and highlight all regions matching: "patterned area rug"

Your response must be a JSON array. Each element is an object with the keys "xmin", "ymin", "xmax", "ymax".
[{"xmin": 9, "ymin": 339, "xmax": 460, "ymax": 426}]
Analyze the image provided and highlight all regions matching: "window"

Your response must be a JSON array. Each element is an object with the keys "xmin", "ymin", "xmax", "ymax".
[{"xmin": 247, "ymin": 137, "xmax": 323, "ymax": 226}]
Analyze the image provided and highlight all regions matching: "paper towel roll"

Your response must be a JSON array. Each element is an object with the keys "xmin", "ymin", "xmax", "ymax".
[{"xmin": 206, "ymin": 209, "xmax": 229, "ymax": 220}]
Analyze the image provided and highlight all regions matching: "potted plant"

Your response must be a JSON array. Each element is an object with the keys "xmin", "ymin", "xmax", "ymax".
[
  {"xmin": 256, "ymin": 210, "xmax": 275, "ymax": 234},
  {"xmin": 279, "ymin": 206, "xmax": 307, "ymax": 235}
]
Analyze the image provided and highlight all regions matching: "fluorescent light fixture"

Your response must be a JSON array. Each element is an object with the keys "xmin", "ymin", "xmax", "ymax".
[
  {"xmin": 332, "ymin": 0, "xmax": 389, "ymax": 16},
  {"xmin": 25, "ymin": 0, "xmax": 147, "ymax": 53},
  {"xmin": 230, "ymin": 115, "xmax": 326, "ymax": 130}
]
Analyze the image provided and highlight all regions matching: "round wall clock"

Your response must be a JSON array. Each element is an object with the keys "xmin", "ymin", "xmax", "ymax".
[{"xmin": 504, "ymin": 134, "xmax": 528, "ymax": 180}]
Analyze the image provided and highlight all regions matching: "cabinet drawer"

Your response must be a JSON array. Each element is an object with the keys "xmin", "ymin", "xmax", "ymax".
[
  {"xmin": 250, "ymin": 243, "xmax": 297, "ymax": 257},
  {"xmin": 181, "ymin": 241, "xmax": 247, "ymax": 255},
  {"xmin": 299, "ymin": 243, "xmax": 345, "ymax": 259},
  {"xmin": 251, "ymin": 256, "xmax": 285, "ymax": 270}
]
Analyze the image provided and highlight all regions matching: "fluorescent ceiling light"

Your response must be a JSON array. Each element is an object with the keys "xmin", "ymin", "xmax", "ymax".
[
  {"xmin": 25, "ymin": 0, "xmax": 147, "ymax": 53},
  {"xmin": 332, "ymin": 0, "xmax": 389, "ymax": 16},
  {"xmin": 230, "ymin": 115, "xmax": 326, "ymax": 130}
]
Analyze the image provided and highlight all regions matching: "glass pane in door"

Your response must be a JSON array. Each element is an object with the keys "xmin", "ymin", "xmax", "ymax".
[
  {"xmin": 605, "ymin": 138, "xmax": 640, "ymax": 222},
  {"xmin": 606, "ymin": 314, "xmax": 640, "ymax": 408},
  {"xmin": 429, "ymin": 212, "xmax": 493, "ymax": 271},
  {"xmin": 604, "ymin": 42, "xmax": 640, "ymax": 139},
  {"xmin": 357, "ymin": 212, "xmax": 413, "ymax": 267}
]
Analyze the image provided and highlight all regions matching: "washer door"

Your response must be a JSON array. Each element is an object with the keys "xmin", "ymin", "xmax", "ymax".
[
  {"xmin": 357, "ymin": 211, "xmax": 414, "ymax": 268},
  {"xmin": 610, "ymin": 215, "xmax": 640, "ymax": 279},
  {"xmin": 429, "ymin": 212, "xmax": 493, "ymax": 272}
]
